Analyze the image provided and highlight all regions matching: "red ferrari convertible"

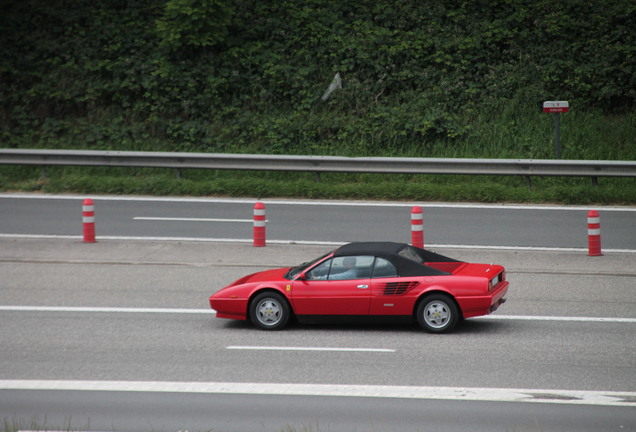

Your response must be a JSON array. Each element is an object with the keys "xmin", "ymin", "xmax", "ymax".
[{"xmin": 209, "ymin": 242, "xmax": 508, "ymax": 333}]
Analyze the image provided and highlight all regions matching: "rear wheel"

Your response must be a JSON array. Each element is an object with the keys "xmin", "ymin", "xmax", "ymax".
[
  {"xmin": 416, "ymin": 294, "xmax": 459, "ymax": 333},
  {"xmin": 250, "ymin": 292, "xmax": 290, "ymax": 330}
]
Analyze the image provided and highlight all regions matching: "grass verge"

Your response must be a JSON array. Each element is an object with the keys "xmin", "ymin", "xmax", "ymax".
[{"xmin": 1, "ymin": 166, "xmax": 635, "ymax": 205}]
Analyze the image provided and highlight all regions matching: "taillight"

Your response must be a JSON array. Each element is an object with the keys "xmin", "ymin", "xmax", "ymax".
[{"xmin": 489, "ymin": 271, "xmax": 504, "ymax": 292}]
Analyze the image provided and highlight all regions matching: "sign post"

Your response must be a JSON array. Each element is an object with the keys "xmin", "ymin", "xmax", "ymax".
[{"xmin": 543, "ymin": 101, "xmax": 569, "ymax": 159}]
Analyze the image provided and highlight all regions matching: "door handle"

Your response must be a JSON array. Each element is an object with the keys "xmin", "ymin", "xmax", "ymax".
[{"xmin": 357, "ymin": 284, "xmax": 369, "ymax": 289}]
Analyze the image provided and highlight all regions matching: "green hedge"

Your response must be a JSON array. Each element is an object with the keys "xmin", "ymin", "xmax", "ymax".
[
  {"xmin": 1, "ymin": 1, "xmax": 635, "ymax": 204},
  {"xmin": 2, "ymin": 0, "xmax": 634, "ymax": 156}
]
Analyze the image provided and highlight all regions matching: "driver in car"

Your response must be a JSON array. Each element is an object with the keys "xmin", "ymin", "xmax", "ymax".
[{"xmin": 330, "ymin": 257, "xmax": 358, "ymax": 280}]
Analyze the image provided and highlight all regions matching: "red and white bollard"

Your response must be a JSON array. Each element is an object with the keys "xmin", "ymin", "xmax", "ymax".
[
  {"xmin": 253, "ymin": 202, "xmax": 266, "ymax": 247},
  {"xmin": 587, "ymin": 210, "xmax": 602, "ymax": 256},
  {"xmin": 82, "ymin": 198, "xmax": 96, "ymax": 243},
  {"xmin": 411, "ymin": 206, "xmax": 423, "ymax": 249}
]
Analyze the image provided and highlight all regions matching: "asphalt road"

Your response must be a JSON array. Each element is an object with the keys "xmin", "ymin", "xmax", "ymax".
[
  {"xmin": 2, "ymin": 237, "xmax": 636, "ymax": 431},
  {"xmin": 1, "ymin": 193, "xmax": 636, "ymax": 249},
  {"xmin": 3, "ymin": 390, "xmax": 634, "ymax": 432},
  {"xmin": 1, "ymin": 194, "xmax": 635, "ymax": 431}
]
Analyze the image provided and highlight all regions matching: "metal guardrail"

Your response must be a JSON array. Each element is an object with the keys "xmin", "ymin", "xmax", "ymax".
[{"xmin": 1, "ymin": 149, "xmax": 635, "ymax": 185}]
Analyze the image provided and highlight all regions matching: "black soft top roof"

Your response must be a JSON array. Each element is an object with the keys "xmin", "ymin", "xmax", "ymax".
[{"xmin": 333, "ymin": 242, "xmax": 461, "ymax": 277}]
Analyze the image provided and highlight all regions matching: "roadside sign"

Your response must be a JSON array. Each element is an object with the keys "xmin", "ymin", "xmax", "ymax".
[
  {"xmin": 543, "ymin": 101, "xmax": 569, "ymax": 113},
  {"xmin": 543, "ymin": 101, "xmax": 569, "ymax": 158}
]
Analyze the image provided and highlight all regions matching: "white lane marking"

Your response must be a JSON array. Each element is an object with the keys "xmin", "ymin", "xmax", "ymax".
[
  {"xmin": 425, "ymin": 243, "xmax": 636, "ymax": 253},
  {"xmin": 1, "ymin": 234, "xmax": 635, "ymax": 253},
  {"xmin": 2, "ymin": 193, "xmax": 636, "ymax": 212},
  {"xmin": 134, "ymin": 217, "xmax": 254, "ymax": 223},
  {"xmin": 1, "ymin": 306, "xmax": 635, "ymax": 324},
  {"xmin": 1, "ymin": 380, "xmax": 634, "ymax": 407},
  {"xmin": 227, "ymin": 346, "xmax": 395, "ymax": 353},
  {"xmin": 0, "ymin": 306, "xmax": 211, "ymax": 314},
  {"xmin": 476, "ymin": 315, "xmax": 636, "ymax": 323}
]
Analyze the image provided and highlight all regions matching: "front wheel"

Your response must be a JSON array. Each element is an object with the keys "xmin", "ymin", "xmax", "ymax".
[
  {"xmin": 250, "ymin": 292, "xmax": 290, "ymax": 330},
  {"xmin": 416, "ymin": 294, "xmax": 459, "ymax": 333}
]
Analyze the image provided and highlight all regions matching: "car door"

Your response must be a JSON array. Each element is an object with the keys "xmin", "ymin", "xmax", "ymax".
[
  {"xmin": 369, "ymin": 257, "xmax": 422, "ymax": 315},
  {"xmin": 291, "ymin": 255, "xmax": 373, "ymax": 315}
]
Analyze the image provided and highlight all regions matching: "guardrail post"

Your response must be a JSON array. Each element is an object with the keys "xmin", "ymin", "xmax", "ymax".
[
  {"xmin": 82, "ymin": 198, "xmax": 96, "ymax": 243},
  {"xmin": 587, "ymin": 210, "xmax": 602, "ymax": 256},
  {"xmin": 411, "ymin": 206, "xmax": 423, "ymax": 248},
  {"xmin": 253, "ymin": 202, "xmax": 266, "ymax": 247}
]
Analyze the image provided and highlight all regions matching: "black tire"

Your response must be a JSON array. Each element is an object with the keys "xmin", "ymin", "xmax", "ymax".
[
  {"xmin": 249, "ymin": 292, "xmax": 290, "ymax": 330},
  {"xmin": 416, "ymin": 294, "xmax": 459, "ymax": 333}
]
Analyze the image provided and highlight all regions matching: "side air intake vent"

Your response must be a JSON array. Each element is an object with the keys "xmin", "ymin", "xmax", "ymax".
[{"xmin": 383, "ymin": 281, "xmax": 419, "ymax": 296}]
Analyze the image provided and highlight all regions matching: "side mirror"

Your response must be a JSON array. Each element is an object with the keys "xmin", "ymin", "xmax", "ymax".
[{"xmin": 295, "ymin": 272, "xmax": 306, "ymax": 281}]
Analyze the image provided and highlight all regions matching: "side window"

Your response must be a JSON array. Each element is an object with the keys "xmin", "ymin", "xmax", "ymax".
[
  {"xmin": 372, "ymin": 257, "xmax": 398, "ymax": 278},
  {"xmin": 328, "ymin": 256, "xmax": 374, "ymax": 280},
  {"xmin": 305, "ymin": 259, "xmax": 332, "ymax": 280}
]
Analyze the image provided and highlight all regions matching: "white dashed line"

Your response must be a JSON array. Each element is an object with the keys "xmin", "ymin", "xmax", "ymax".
[
  {"xmin": 134, "ymin": 217, "xmax": 254, "ymax": 223},
  {"xmin": 227, "ymin": 346, "xmax": 395, "ymax": 353}
]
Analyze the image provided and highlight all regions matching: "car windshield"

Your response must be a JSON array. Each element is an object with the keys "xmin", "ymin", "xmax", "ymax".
[{"xmin": 284, "ymin": 251, "xmax": 332, "ymax": 280}]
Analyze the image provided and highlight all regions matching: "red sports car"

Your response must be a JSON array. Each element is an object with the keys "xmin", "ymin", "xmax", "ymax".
[{"xmin": 209, "ymin": 242, "xmax": 508, "ymax": 333}]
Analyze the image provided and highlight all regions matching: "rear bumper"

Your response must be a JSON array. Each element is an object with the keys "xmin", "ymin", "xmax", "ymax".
[
  {"xmin": 489, "ymin": 296, "xmax": 507, "ymax": 313},
  {"xmin": 457, "ymin": 282, "xmax": 509, "ymax": 319}
]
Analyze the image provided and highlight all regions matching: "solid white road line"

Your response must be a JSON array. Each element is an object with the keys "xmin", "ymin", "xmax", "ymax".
[
  {"xmin": 227, "ymin": 346, "xmax": 395, "ymax": 353},
  {"xmin": 474, "ymin": 315, "xmax": 636, "ymax": 323},
  {"xmin": 1, "ymin": 306, "xmax": 635, "ymax": 323},
  {"xmin": 3, "ymin": 193, "xmax": 636, "ymax": 212},
  {"xmin": 2, "ymin": 233, "xmax": 636, "ymax": 253},
  {"xmin": 1, "ymin": 380, "xmax": 634, "ymax": 407},
  {"xmin": 0, "ymin": 306, "xmax": 212, "ymax": 314}
]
